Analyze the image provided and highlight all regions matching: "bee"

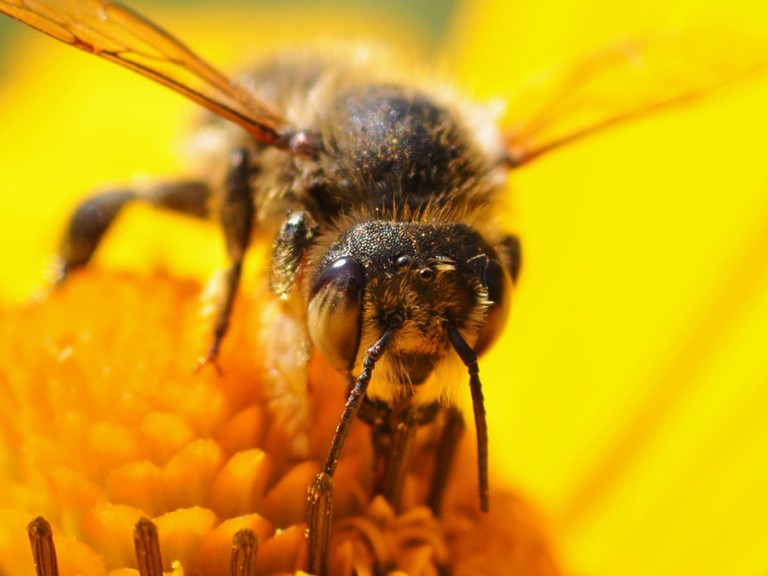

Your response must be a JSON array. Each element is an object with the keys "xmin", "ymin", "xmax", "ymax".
[{"xmin": 1, "ymin": 1, "xmax": 765, "ymax": 574}]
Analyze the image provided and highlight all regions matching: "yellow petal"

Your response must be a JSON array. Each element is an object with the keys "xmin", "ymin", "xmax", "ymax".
[{"xmin": 453, "ymin": 0, "xmax": 768, "ymax": 574}]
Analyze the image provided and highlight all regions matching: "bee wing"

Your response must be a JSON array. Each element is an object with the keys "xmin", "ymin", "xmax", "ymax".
[
  {"xmin": 504, "ymin": 30, "xmax": 768, "ymax": 167},
  {"xmin": 0, "ymin": 0, "xmax": 289, "ymax": 146}
]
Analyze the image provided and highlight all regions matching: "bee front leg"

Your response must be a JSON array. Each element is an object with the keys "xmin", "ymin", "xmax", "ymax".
[
  {"xmin": 198, "ymin": 148, "xmax": 254, "ymax": 370},
  {"xmin": 362, "ymin": 399, "xmax": 422, "ymax": 513},
  {"xmin": 379, "ymin": 412, "xmax": 418, "ymax": 512},
  {"xmin": 428, "ymin": 407, "xmax": 465, "ymax": 516},
  {"xmin": 253, "ymin": 210, "xmax": 318, "ymax": 458},
  {"xmin": 269, "ymin": 210, "xmax": 318, "ymax": 299},
  {"xmin": 57, "ymin": 180, "xmax": 210, "ymax": 282}
]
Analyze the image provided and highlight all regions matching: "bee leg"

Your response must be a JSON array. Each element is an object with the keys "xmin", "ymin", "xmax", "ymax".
[
  {"xmin": 379, "ymin": 411, "xmax": 417, "ymax": 512},
  {"xmin": 57, "ymin": 180, "xmax": 210, "ymax": 283},
  {"xmin": 428, "ymin": 407, "xmax": 466, "ymax": 516},
  {"xmin": 363, "ymin": 400, "xmax": 419, "ymax": 513},
  {"xmin": 198, "ymin": 148, "xmax": 254, "ymax": 369},
  {"xmin": 269, "ymin": 210, "xmax": 318, "ymax": 299}
]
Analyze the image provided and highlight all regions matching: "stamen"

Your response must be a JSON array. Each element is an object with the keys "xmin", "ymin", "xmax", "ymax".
[
  {"xmin": 230, "ymin": 529, "xmax": 258, "ymax": 576},
  {"xmin": 134, "ymin": 517, "xmax": 164, "ymax": 576},
  {"xmin": 27, "ymin": 517, "xmax": 59, "ymax": 576}
]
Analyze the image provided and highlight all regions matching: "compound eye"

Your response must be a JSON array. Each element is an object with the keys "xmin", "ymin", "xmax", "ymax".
[
  {"xmin": 395, "ymin": 254, "xmax": 412, "ymax": 269},
  {"xmin": 474, "ymin": 258, "xmax": 512, "ymax": 356},
  {"xmin": 307, "ymin": 256, "xmax": 365, "ymax": 370}
]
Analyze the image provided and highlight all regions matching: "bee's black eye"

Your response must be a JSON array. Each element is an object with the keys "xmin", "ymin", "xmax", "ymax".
[
  {"xmin": 474, "ymin": 258, "xmax": 512, "ymax": 356},
  {"xmin": 395, "ymin": 254, "xmax": 412, "ymax": 269},
  {"xmin": 307, "ymin": 257, "xmax": 365, "ymax": 370}
]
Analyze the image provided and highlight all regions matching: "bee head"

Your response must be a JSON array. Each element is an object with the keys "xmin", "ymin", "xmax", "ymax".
[{"xmin": 306, "ymin": 221, "xmax": 514, "ymax": 394}]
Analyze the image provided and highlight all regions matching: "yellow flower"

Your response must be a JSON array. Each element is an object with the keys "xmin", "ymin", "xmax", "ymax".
[
  {"xmin": 0, "ymin": 269, "xmax": 561, "ymax": 576},
  {"xmin": 451, "ymin": 1, "xmax": 768, "ymax": 575},
  {"xmin": 1, "ymin": 0, "xmax": 768, "ymax": 575}
]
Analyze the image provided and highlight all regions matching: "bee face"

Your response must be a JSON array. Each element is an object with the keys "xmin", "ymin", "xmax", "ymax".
[{"xmin": 307, "ymin": 220, "xmax": 512, "ymax": 396}]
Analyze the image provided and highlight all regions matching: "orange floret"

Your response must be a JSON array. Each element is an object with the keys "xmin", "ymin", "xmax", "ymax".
[{"xmin": 0, "ymin": 271, "xmax": 561, "ymax": 575}]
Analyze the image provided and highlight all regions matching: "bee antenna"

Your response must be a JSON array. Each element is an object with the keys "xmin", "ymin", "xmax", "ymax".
[
  {"xmin": 447, "ymin": 325, "xmax": 490, "ymax": 512},
  {"xmin": 308, "ymin": 328, "xmax": 396, "ymax": 576},
  {"xmin": 323, "ymin": 328, "xmax": 394, "ymax": 475}
]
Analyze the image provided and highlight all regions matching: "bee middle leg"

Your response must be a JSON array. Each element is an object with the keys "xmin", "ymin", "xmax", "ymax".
[
  {"xmin": 363, "ymin": 400, "xmax": 450, "ymax": 514},
  {"xmin": 57, "ymin": 179, "xmax": 211, "ymax": 282},
  {"xmin": 198, "ymin": 148, "xmax": 255, "ymax": 368},
  {"xmin": 428, "ymin": 407, "xmax": 466, "ymax": 516}
]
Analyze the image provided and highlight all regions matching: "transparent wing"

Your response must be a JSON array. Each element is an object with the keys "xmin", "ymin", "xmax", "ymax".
[
  {"xmin": 0, "ymin": 0, "xmax": 289, "ymax": 146},
  {"xmin": 504, "ymin": 30, "xmax": 768, "ymax": 167}
]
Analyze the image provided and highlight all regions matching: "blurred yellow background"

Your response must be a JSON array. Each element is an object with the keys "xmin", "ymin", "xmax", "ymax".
[{"xmin": 2, "ymin": 0, "xmax": 768, "ymax": 575}]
